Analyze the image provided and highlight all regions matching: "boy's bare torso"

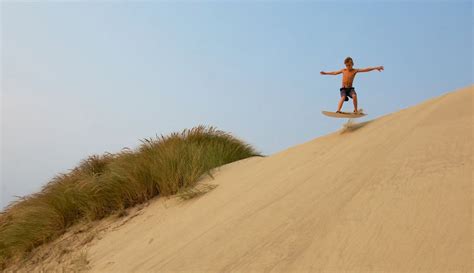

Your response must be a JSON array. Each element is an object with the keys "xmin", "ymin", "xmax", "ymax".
[{"xmin": 342, "ymin": 68, "xmax": 357, "ymax": 88}]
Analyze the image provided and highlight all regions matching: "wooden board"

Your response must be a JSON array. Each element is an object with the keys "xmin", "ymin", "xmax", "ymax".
[{"xmin": 322, "ymin": 110, "xmax": 367, "ymax": 118}]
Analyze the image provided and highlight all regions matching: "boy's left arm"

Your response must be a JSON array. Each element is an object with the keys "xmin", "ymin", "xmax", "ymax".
[{"xmin": 356, "ymin": 66, "xmax": 384, "ymax": 73}]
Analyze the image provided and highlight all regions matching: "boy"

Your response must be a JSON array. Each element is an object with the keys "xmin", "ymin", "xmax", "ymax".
[{"xmin": 320, "ymin": 57, "xmax": 383, "ymax": 113}]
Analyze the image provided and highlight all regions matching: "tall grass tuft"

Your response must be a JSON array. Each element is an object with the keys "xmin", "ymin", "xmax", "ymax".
[{"xmin": 0, "ymin": 126, "xmax": 259, "ymax": 269}]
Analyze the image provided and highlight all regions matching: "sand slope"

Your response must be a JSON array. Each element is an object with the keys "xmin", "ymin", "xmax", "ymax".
[{"xmin": 87, "ymin": 86, "xmax": 472, "ymax": 273}]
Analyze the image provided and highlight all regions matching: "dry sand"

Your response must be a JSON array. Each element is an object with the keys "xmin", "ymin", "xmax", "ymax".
[
  {"xmin": 19, "ymin": 86, "xmax": 474, "ymax": 272},
  {"xmin": 88, "ymin": 86, "xmax": 472, "ymax": 273}
]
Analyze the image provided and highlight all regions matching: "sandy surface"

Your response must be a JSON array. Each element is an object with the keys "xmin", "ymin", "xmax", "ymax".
[{"xmin": 46, "ymin": 86, "xmax": 474, "ymax": 272}]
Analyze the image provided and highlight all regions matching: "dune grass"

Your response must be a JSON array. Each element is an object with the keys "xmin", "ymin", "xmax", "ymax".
[{"xmin": 0, "ymin": 126, "xmax": 259, "ymax": 269}]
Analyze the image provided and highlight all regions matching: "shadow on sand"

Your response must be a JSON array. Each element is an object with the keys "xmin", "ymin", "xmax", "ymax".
[{"xmin": 339, "ymin": 119, "xmax": 373, "ymax": 134}]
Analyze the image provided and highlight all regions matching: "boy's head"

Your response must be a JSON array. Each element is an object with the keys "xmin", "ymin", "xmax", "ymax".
[{"xmin": 344, "ymin": 57, "xmax": 354, "ymax": 69}]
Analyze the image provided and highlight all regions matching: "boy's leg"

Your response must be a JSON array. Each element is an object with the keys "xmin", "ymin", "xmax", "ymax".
[
  {"xmin": 337, "ymin": 96, "xmax": 346, "ymax": 112},
  {"xmin": 352, "ymin": 94, "xmax": 358, "ymax": 112}
]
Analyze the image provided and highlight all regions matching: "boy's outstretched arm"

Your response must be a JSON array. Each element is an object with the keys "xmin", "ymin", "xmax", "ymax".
[
  {"xmin": 320, "ymin": 69, "xmax": 343, "ymax": 75},
  {"xmin": 356, "ymin": 66, "xmax": 384, "ymax": 73}
]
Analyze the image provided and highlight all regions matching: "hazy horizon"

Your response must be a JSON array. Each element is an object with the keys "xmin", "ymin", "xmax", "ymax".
[{"xmin": 1, "ymin": 1, "xmax": 472, "ymax": 209}]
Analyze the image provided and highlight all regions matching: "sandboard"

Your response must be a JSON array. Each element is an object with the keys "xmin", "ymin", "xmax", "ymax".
[{"xmin": 322, "ymin": 110, "xmax": 366, "ymax": 118}]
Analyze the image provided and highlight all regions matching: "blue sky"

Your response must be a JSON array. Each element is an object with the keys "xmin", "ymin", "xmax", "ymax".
[{"xmin": 1, "ymin": 1, "xmax": 472, "ymax": 209}]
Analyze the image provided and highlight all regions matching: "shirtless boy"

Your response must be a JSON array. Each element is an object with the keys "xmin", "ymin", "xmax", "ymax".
[{"xmin": 320, "ymin": 57, "xmax": 384, "ymax": 113}]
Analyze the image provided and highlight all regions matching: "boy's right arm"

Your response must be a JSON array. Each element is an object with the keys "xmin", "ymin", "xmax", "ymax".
[{"xmin": 320, "ymin": 69, "xmax": 343, "ymax": 75}]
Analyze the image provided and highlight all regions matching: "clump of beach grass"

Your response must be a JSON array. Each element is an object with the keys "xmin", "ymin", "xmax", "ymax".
[{"xmin": 0, "ymin": 126, "xmax": 259, "ymax": 269}]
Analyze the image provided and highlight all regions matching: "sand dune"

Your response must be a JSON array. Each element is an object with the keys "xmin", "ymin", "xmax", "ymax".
[{"xmin": 47, "ymin": 86, "xmax": 474, "ymax": 272}]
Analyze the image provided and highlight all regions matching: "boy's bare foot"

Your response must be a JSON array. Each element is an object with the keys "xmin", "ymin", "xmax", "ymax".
[
  {"xmin": 353, "ymin": 109, "xmax": 358, "ymax": 113},
  {"xmin": 336, "ymin": 110, "xmax": 342, "ymax": 113}
]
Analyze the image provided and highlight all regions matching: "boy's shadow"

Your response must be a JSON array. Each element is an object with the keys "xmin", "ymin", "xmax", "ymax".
[{"xmin": 340, "ymin": 119, "xmax": 373, "ymax": 134}]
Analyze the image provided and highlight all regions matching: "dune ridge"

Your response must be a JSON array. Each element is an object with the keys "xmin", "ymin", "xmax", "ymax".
[
  {"xmin": 85, "ymin": 86, "xmax": 471, "ymax": 273},
  {"xmin": 10, "ymin": 85, "xmax": 474, "ymax": 272}
]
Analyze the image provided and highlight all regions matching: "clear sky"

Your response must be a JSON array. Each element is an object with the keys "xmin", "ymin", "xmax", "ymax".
[{"xmin": 1, "ymin": 1, "xmax": 472, "ymax": 209}]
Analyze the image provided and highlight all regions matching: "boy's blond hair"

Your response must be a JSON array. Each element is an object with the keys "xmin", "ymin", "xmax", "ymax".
[{"xmin": 344, "ymin": 57, "xmax": 354, "ymax": 65}]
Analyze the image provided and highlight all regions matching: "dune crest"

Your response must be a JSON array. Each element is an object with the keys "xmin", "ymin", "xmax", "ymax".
[
  {"xmin": 89, "ymin": 86, "xmax": 471, "ymax": 273},
  {"xmin": 15, "ymin": 86, "xmax": 473, "ymax": 272}
]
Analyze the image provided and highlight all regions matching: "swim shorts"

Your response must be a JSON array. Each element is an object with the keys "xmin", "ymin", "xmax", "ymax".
[{"xmin": 340, "ymin": 87, "xmax": 356, "ymax": 101}]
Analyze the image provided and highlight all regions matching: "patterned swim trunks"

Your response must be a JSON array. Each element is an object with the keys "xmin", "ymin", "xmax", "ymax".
[{"xmin": 340, "ymin": 87, "xmax": 357, "ymax": 101}]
